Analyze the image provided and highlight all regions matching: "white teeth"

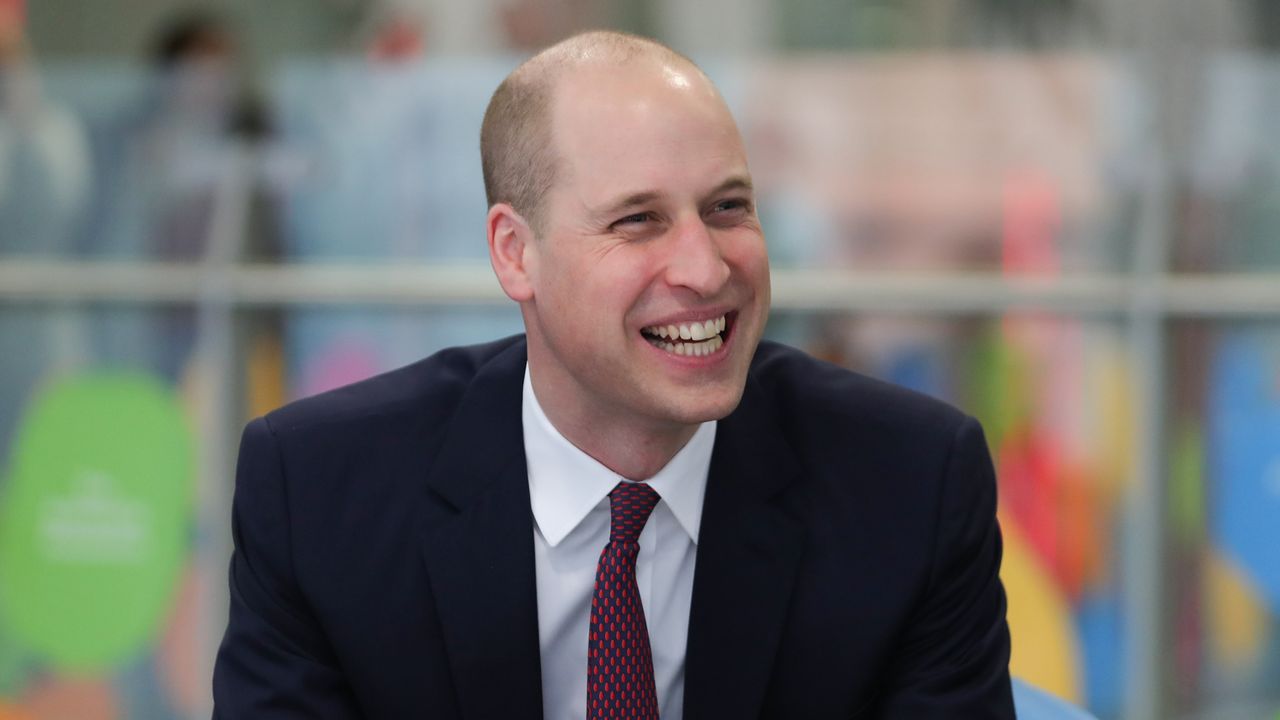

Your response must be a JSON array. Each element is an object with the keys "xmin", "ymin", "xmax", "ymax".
[
  {"xmin": 646, "ymin": 331, "xmax": 724, "ymax": 357},
  {"xmin": 641, "ymin": 314, "xmax": 728, "ymax": 351},
  {"xmin": 641, "ymin": 316, "xmax": 729, "ymax": 339}
]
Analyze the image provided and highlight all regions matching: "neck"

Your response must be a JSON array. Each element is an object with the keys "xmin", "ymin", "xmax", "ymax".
[
  {"xmin": 565, "ymin": 418, "xmax": 698, "ymax": 481},
  {"xmin": 529, "ymin": 376, "xmax": 699, "ymax": 481}
]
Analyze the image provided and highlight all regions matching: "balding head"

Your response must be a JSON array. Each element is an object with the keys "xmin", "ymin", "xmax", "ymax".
[
  {"xmin": 482, "ymin": 28, "xmax": 768, "ymax": 468},
  {"xmin": 479, "ymin": 31, "xmax": 708, "ymax": 233}
]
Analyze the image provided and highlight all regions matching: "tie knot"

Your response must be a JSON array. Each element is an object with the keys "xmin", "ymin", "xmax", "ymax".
[{"xmin": 607, "ymin": 481, "xmax": 660, "ymax": 545}]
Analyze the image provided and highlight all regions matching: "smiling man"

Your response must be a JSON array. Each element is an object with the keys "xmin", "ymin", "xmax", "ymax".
[
  {"xmin": 485, "ymin": 38, "xmax": 770, "ymax": 482},
  {"xmin": 214, "ymin": 31, "xmax": 1014, "ymax": 720}
]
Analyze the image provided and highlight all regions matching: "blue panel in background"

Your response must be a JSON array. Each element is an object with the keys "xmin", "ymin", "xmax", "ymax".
[{"xmin": 1208, "ymin": 328, "xmax": 1280, "ymax": 612}]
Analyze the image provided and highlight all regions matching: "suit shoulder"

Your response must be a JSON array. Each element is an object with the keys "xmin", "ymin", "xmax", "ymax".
[
  {"xmin": 747, "ymin": 340, "xmax": 971, "ymax": 444},
  {"xmin": 261, "ymin": 334, "xmax": 524, "ymax": 437}
]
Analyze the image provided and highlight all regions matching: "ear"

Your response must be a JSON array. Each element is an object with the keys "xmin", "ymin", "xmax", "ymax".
[{"xmin": 487, "ymin": 203, "xmax": 536, "ymax": 302}]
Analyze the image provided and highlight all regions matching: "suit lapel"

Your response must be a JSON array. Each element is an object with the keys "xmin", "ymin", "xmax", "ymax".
[
  {"xmin": 419, "ymin": 341, "xmax": 544, "ymax": 720},
  {"xmin": 684, "ymin": 375, "xmax": 805, "ymax": 720}
]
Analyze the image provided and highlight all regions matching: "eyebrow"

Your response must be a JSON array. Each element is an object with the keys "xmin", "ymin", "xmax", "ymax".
[
  {"xmin": 592, "ymin": 175, "xmax": 755, "ymax": 220},
  {"xmin": 707, "ymin": 175, "xmax": 754, "ymax": 199},
  {"xmin": 595, "ymin": 191, "xmax": 663, "ymax": 220}
]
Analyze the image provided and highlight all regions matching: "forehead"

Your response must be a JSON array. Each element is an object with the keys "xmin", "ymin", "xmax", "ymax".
[{"xmin": 546, "ymin": 60, "xmax": 748, "ymax": 199}]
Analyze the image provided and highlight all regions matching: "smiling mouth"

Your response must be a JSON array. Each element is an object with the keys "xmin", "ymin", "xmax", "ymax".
[{"xmin": 640, "ymin": 313, "xmax": 733, "ymax": 357}]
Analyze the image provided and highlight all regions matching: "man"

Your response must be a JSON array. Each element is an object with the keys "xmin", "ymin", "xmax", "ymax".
[{"xmin": 213, "ymin": 31, "xmax": 1014, "ymax": 719}]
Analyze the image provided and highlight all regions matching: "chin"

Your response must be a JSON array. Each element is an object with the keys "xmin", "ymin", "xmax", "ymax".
[{"xmin": 660, "ymin": 384, "xmax": 746, "ymax": 425}]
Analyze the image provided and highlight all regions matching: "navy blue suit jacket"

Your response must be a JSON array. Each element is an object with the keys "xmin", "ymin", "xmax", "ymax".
[{"xmin": 213, "ymin": 336, "xmax": 1014, "ymax": 718}]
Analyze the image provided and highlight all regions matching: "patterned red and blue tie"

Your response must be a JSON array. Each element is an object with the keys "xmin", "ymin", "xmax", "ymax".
[{"xmin": 587, "ymin": 481, "xmax": 662, "ymax": 720}]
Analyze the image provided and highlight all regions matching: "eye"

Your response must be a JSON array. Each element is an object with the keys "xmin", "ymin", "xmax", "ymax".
[
  {"xmin": 612, "ymin": 212, "xmax": 654, "ymax": 228},
  {"xmin": 709, "ymin": 197, "xmax": 752, "ymax": 221}
]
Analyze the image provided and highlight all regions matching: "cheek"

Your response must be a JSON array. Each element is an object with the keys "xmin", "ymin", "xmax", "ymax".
[
  {"xmin": 532, "ymin": 245, "xmax": 585, "ymax": 306},
  {"xmin": 726, "ymin": 235, "xmax": 770, "ymax": 276},
  {"xmin": 546, "ymin": 253, "xmax": 649, "ymax": 335},
  {"xmin": 596, "ymin": 247, "xmax": 663, "ymax": 297}
]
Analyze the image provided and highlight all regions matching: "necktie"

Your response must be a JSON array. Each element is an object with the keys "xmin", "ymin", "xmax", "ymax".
[{"xmin": 588, "ymin": 481, "xmax": 662, "ymax": 719}]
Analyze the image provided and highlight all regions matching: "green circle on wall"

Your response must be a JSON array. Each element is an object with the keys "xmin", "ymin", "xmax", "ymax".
[{"xmin": 0, "ymin": 373, "xmax": 193, "ymax": 672}]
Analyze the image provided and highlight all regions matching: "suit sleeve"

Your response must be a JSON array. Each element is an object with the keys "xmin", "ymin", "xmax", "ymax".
[
  {"xmin": 212, "ymin": 417, "xmax": 362, "ymax": 719},
  {"xmin": 871, "ymin": 415, "xmax": 1015, "ymax": 719}
]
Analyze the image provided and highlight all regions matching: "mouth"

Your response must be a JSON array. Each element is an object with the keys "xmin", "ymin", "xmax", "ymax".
[{"xmin": 639, "ymin": 311, "xmax": 735, "ymax": 358}]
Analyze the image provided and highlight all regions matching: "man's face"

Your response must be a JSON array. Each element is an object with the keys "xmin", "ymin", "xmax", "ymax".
[{"xmin": 521, "ymin": 60, "xmax": 770, "ymax": 435}]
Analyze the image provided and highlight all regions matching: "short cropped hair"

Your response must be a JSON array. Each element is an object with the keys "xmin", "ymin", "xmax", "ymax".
[{"xmin": 479, "ymin": 31, "xmax": 695, "ymax": 233}]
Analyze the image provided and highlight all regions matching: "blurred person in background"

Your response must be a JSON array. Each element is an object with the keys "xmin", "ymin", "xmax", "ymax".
[
  {"xmin": 497, "ymin": 0, "xmax": 602, "ymax": 52},
  {"xmin": 0, "ymin": 0, "xmax": 89, "ymax": 254},
  {"xmin": 82, "ymin": 9, "xmax": 272, "ymax": 381},
  {"xmin": 360, "ymin": 3, "xmax": 428, "ymax": 62},
  {"xmin": 214, "ymin": 30, "xmax": 1014, "ymax": 719},
  {"xmin": 87, "ymin": 9, "xmax": 266, "ymax": 261},
  {"xmin": 0, "ymin": 0, "xmax": 91, "ymax": 464}
]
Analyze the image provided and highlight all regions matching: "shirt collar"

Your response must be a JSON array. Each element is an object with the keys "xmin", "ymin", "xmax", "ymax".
[{"xmin": 522, "ymin": 363, "xmax": 714, "ymax": 548}]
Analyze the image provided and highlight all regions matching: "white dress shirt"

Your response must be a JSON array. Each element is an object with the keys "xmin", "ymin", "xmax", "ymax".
[{"xmin": 523, "ymin": 365, "xmax": 713, "ymax": 720}]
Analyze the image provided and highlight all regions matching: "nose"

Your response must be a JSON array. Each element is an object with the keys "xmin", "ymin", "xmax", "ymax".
[{"xmin": 663, "ymin": 217, "xmax": 731, "ymax": 297}]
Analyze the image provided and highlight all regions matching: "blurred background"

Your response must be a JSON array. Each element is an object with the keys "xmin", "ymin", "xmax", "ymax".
[{"xmin": 0, "ymin": 0, "xmax": 1277, "ymax": 717}]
